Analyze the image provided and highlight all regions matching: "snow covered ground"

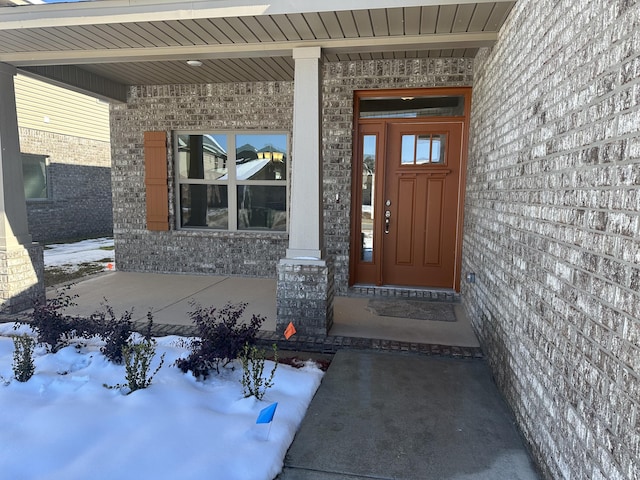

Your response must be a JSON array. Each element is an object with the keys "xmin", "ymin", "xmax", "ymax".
[
  {"xmin": 44, "ymin": 237, "xmax": 115, "ymax": 269},
  {"xmin": 8, "ymin": 237, "xmax": 322, "ymax": 479},
  {"xmin": 0, "ymin": 322, "xmax": 323, "ymax": 480}
]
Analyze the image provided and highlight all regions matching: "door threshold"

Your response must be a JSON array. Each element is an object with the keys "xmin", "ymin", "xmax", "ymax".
[{"xmin": 348, "ymin": 284, "xmax": 460, "ymax": 303}]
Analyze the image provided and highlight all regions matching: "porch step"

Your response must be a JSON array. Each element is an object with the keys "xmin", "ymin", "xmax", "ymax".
[
  {"xmin": 131, "ymin": 321, "xmax": 482, "ymax": 360},
  {"xmin": 256, "ymin": 330, "xmax": 482, "ymax": 359},
  {"xmin": 348, "ymin": 285, "xmax": 461, "ymax": 303}
]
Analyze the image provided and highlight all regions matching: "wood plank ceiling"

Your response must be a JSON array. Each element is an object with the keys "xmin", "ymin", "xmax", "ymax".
[{"xmin": 0, "ymin": 2, "xmax": 515, "ymax": 86}]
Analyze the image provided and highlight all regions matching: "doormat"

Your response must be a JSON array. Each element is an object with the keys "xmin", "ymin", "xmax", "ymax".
[{"xmin": 367, "ymin": 298, "xmax": 457, "ymax": 322}]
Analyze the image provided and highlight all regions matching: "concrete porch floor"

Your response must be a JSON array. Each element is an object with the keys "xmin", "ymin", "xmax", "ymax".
[{"xmin": 49, "ymin": 271, "xmax": 480, "ymax": 349}]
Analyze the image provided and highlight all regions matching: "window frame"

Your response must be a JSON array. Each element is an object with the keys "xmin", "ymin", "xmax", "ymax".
[
  {"xmin": 174, "ymin": 130, "xmax": 289, "ymax": 233},
  {"xmin": 21, "ymin": 153, "xmax": 50, "ymax": 202}
]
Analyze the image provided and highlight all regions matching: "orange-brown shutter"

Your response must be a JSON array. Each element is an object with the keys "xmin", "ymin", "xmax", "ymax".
[{"xmin": 144, "ymin": 131, "xmax": 169, "ymax": 231}]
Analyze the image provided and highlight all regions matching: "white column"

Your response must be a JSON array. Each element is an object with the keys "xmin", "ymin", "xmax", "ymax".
[
  {"xmin": 286, "ymin": 46, "xmax": 323, "ymax": 260},
  {"xmin": 0, "ymin": 62, "xmax": 31, "ymax": 247}
]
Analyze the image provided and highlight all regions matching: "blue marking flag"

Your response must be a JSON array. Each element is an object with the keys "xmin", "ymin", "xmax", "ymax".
[{"xmin": 256, "ymin": 402, "xmax": 278, "ymax": 424}]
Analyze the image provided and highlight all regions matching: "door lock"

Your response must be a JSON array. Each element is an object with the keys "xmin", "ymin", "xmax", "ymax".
[{"xmin": 384, "ymin": 210, "xmax": 391, "ymax": 234}]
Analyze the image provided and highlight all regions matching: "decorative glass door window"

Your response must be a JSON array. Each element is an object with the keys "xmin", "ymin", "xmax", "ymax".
[
  {"xmin": 176, "ymin": 132, "xmax": 288, "ymax": 231},
  {"xmin": 361, "ymin": 134, "xmax": 376, "ymax": 262},
  {"xmin": 401, "ymin": 134, "xmax": 446, "ymax": 164}
]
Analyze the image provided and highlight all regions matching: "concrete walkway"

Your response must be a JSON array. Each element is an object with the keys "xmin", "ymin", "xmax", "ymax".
[{"xmin": 279, "ymin": 350, "xmax": 540, "ymax": 480}]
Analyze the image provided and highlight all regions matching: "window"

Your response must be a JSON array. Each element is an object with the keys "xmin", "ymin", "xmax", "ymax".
[
  {"xmin": 401, "ymin": 134, "xmax": 446, "ymax": 165},
  {"xmin": 22, "ymin": 153, "xmax": 48, "ymax": 200},
  {"xmin": 176, "ymin": 132, "xmax": 288, "ymax": 231},
  {"xmin": 359, "ymin": 95, "xmax": 465, "ymax": 119},
  {"xmin": 361, "ymin": 134, "xmax": 376, "ymax": 262}
]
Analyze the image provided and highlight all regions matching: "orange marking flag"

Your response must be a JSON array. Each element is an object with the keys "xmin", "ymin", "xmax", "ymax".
[{"xmin": 284, "ymin": 322, "xmax": 296, "ymax": 340}]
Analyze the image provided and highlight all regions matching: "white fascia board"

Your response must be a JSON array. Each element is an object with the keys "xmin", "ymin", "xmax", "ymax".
[
  {"xmin": 0, "ymin": 32, "xmax": 498, "ymax": 66},
  {"xmin": 0, "ymin": 0, "xmax": 510, "ymax": 29}
]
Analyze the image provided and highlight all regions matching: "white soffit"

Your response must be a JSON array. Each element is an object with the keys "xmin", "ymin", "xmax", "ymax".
[
  {"xmin": 0, "ymin": 1, "xmax": 516, "ymax": 94},
  {"xmin": 0, "ymin": 0, "xmax": 511, "ymax": 29}
]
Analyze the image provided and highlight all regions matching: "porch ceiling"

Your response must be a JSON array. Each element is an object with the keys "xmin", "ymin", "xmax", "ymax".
[{"xmin": 0, "ymin": 0, "xmax": 515, "ymax": 101}]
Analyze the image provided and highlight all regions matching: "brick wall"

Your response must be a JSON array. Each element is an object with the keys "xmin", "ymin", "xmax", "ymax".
[
  {"xmin": 0, "ymin": 243, "xmax": 44, "ymax": 314},
  {"xmin": 277, "ymin": 258, "xmax": 335, "ymax": 335},
  {"xmin": 464, "ymin": 1, "xmax": 639, "ymax": 478},
  {"xmin": 110, "ymin": 82, "xmax": 293, "ymax": 275},
  {"xmin": 111, "ymin": 59, "xmax": 473, "ymax": 283},
  {"xmin": 19, "ymin": 128, "xmax": 112, "ymax": 243}
]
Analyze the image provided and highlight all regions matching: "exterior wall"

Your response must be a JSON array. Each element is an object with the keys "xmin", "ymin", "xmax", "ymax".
[
  {"xmin": 111, "ymin": 59, "xmax": 472, "ymax": 283},
  {"xmin": 464, "ymin": 1, "xmax": 639, "ymax": 479},
  {"xmin": 0, "ymin": 243, "xmax": 44, "ymax": 314},
  {"xmin": 110, "ymin": 82, "xmax": 293, "ymax": 275},
  {"xmin": 15, "ymin": 74, "xmax": 110, "ymax": 143},
  {"xmin": 20, "ymin": 128, "xmax": 112, "ymax": 243},
  {"xmin": 16, "ymin": 74, "xmax": 112, "ymax": 244},
  {"xmin": 322, "ymin": 58, "xmax": 473, "ymax": 293}
]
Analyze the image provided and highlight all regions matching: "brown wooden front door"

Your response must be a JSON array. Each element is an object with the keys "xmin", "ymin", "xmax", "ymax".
[
  {"xmin": 382, "ymin": 121, "xmax": 463, "ymax": 288},
  {"xmin": 350, "ymin": 88, "xmax": 470, "ymax": 291}
]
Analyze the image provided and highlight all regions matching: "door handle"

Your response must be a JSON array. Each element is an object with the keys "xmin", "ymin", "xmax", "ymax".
[{"xmin": 384, "ymin": 210, "xmax": 391, "ymax": 234}]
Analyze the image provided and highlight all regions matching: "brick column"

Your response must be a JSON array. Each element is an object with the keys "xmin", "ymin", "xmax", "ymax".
[
  {"xmin": 0, "ymin": 63, "xmax": 44, "ymax": 313},
  {"xmin": 277, "ymin": 47, "xmax": 334, "ymax": 336},
  {"xmin": 277, "ymin": 258, "xmax": 335, "ymax": 336}
]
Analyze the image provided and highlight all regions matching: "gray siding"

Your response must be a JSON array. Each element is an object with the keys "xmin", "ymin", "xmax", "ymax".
[{"xmin": 464, "ymin": 1, "xmax": 639, "ymax": 478}]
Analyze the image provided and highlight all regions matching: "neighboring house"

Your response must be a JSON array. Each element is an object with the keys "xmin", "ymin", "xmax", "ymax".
[
  {"xmin": 0, "ymin": 1, "xmax": 637, "ymax": 480},
  {"xmin": 15, "ymin": 74, "xmax": 112, "ymax": 243}
]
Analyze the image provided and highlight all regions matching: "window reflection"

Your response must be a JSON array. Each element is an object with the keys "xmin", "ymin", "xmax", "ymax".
[
  {"xmin": 401, "ymin": 135, "xmax": 415, "ymax": 164},
  {"xmin": 430, "ymin": 135, "xmax": 445, "ymax": 163},
  {"xmin": 361, "ymin": 135, "xmax": 376, "ymax": 262},
  {"xmin": 360, "ymin": 95, "xmax": 465, "ymax": 118},
  {"xmin": 401, "ymin": 134, "xmax": 446, "ymax": 165},
  {"xmin": 237, "ymin": 185, "xmax": 286, "ymax": 231},
  {"xmin": 22, "ymin": 154, "xmax": 48, "ymax": 200},
  {"xmin": 176, "ymin": 131, "xmax": 288, "ymax": 232},
  {"xmin": 236, "ymin": 134, "xmax": 287, "ymax": 180},
  {"xmin": 416, "ymin": 136, "xmax": 432, "ymax": 164},
  {"xmin": 177, "ymin": 134, "xmax": 227, "ymax": 180},
  {"xmin": 180, "ymin": 184, "xmax": 228, "ymax": 229}
]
